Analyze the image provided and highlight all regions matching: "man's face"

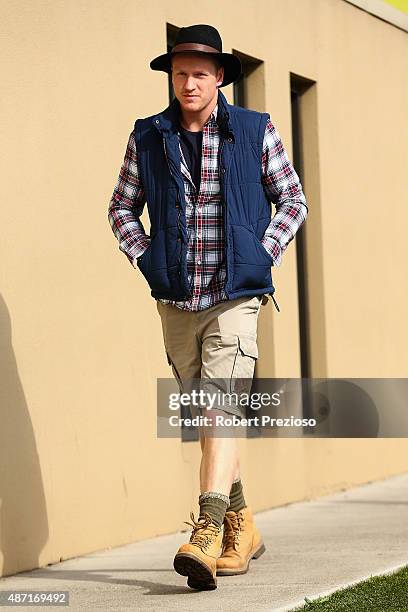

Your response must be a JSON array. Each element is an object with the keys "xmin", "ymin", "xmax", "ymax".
[{"xmin": 171, "ymin": 53, "xmax": 224, "ymax": 114}]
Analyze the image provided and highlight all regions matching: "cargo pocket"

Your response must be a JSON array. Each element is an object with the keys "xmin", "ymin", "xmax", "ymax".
[
  {"xmin": 165, "ymin": 350, "xmax": 183, "ymax": 392},
  {"xmin": 230, "ymin": 335, "xmax": 258, "ymax": 395}
]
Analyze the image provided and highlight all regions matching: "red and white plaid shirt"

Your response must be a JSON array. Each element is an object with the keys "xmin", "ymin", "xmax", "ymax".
[{"xmin": 108, "ymin": 103, "xmax": 308, "ymax": 311}]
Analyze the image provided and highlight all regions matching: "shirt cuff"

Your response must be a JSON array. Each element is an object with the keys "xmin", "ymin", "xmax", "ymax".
[{"xmin": 260, "ymin": 236, "xmax": 282, "ymax": 267}]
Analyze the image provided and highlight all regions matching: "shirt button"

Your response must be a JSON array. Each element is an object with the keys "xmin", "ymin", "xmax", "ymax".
[
  {"xmin": 197, "ymin": 258, "xmax": 201, "ymax": 265},
  {"xmin": 155, "ymin": 119, "xmax": 159, "ymax": 124},
  {"xmin": 228, "ymin": 137, "xmax": 232, "ymax": 142}
]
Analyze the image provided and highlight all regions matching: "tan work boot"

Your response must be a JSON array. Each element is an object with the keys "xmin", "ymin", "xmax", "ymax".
[
  {"xmin": 173, "ymin": 511, "xmax": 223, "ymax": 590},
  {"xmin": 216, "ymin": 506, "xmax": 266, "ymax": 575}
]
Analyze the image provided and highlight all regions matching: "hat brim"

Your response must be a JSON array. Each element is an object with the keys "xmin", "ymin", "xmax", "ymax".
[{"xmin": 149, "ymin": 51, "xmax": 242, "ymax": 87}]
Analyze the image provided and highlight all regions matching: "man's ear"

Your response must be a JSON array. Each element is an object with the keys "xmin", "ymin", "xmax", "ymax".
[{"xmin": 216, "ymin": 68, "xmax": 224, "ymax": 87}]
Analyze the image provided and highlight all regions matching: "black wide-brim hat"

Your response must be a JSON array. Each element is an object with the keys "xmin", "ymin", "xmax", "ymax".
[{"xmin": 150, "ymin": 24, "xmax": 242, "ymax": 88}]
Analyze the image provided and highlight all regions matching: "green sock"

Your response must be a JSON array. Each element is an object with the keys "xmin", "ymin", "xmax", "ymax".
[
  {"xmin": 198, "ymin": 491, "xmax": 229, "ymax": 528},
  {"xmin": 228, "ymin": 478, "xmax": 246, "ymax": 512}
]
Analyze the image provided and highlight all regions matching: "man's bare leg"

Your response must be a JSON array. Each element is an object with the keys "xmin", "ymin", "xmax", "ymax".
[{"xmin": 198, "ymin": 409, "xmax": 240, "ymax": 496}]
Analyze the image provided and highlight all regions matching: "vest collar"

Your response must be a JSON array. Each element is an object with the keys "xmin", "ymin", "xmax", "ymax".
[{"xmin": 152, "ymin": 89, "xmax": 234, "ymax": 137}]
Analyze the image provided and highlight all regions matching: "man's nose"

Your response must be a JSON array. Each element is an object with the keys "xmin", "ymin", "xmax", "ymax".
[{"xmin": 184, "ymin": 76, "xmax": 197, "ymax": 90}]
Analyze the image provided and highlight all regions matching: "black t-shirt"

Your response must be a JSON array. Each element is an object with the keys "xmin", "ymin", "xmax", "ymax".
[{"xmin": 178, "ymin": 125, "xmax": 203, "ymax": 193}]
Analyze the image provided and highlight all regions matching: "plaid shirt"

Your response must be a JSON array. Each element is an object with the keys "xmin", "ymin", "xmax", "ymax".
[{"xmin": 108, "ymin": 103, "xmax": 308, "ymax": 311}]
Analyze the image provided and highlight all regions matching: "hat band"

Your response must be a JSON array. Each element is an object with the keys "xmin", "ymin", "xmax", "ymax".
[{"xmin": 171, "ymin": 42, "xmax": 221, "ymax": 55}]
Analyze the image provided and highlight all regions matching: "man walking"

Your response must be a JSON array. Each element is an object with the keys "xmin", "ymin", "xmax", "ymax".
[{"xmin": 108, "ymin": 24, "xmax": 308, "ymax": 590}]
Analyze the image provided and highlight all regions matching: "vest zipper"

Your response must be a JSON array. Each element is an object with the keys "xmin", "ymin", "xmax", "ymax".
[
  {"xmin": 219, "ymin": 135, "xmax": 228, "ymax": 292},
  {"xmin": 163, "ymin": 137, "xmax": 172, "ymax": 176},
  {"xmin": 163, "ymin": 136, "xmax": 186, "ymax": 291}
]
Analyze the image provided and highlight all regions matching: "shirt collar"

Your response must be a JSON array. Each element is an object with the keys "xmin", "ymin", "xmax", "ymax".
[{"xmin": 207, "ymin": 103, "xmax": 218, "ymax": 126}]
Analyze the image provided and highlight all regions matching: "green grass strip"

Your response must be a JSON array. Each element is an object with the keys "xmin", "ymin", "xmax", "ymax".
[{"xmin": 291, "ymin": 564, "xmax": 408, "ymax": 611}]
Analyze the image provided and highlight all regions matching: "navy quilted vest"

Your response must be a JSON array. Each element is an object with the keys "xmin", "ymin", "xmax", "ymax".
[{"xmin": 133, "ymin": 89, "xmax": 276, "ymax": 302}]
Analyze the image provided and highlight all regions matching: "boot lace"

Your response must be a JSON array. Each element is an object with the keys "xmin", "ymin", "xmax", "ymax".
[
  {"xmin": 184, "ymin": 511, "xmax": 221, "ymax": 551},
  {"xmin": 223, "ymin": 510, "xmax": 244, "ymax": 551}
]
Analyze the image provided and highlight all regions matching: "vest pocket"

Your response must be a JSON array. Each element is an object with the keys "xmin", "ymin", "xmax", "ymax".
[
  {"xmin": 136, "ymin": 242, "xmax": 153, "ymax": 284},
  {"xmin": 136, "ymin": 241, "xmax": 152, "ymax": 268},
  {"xmin": 136, "ymin": 244, "xmax": 153, "ymax": 284},
  {"xmin": 255, "ymin": 236, "xmax": 274, "ymax": 263},
  {"xmin": 136, "ymin": 229, "xmax": 172, "ymax": 293},
  {"xmin": 231, "ymin": 224, "xmax": 273, "ymax": 291}
]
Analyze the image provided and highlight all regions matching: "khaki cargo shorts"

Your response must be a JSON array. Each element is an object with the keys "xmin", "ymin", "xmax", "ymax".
[{"xmin": 156, "ymin": 295, "xmax": 263, "ymax": 419}]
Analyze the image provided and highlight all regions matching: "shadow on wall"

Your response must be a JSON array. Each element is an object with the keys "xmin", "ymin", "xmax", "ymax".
[{"xmin": 0, "ymin": 293, "xmax": 49, "ymax": 577}]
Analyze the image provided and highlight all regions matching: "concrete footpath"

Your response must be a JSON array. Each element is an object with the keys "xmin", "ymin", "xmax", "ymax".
[{"xmin": 1, "ymin": 473, "xmax": 407, "ymax": 611}]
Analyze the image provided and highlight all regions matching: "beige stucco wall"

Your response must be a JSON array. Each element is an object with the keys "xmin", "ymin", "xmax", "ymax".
[{"xmin": 1, "ymin": 0, "xmax": 407, "ymax": 576}]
